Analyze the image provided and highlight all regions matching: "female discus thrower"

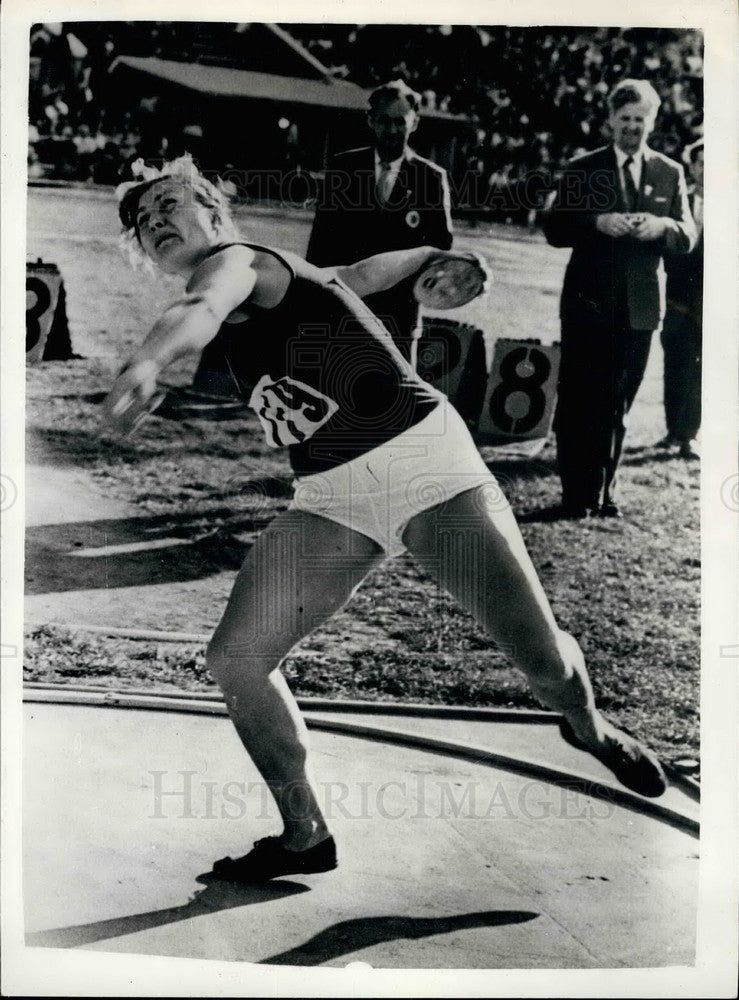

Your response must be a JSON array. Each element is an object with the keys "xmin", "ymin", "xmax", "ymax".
[{"xmin": 104, "ymin": 158, "xmax": 666, "ymax": 881}]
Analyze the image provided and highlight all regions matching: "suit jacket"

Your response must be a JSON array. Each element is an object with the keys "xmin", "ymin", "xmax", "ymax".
[
  {"xmin": 306, "ymin": 146, "xmax": 453, "ymax": 341},
  {"xmin": 543, "ymin": 145, "xmax": 696, "ymax": 331},
  {"xmin": 664, "ymin": 187, "xmax": 703, "ymax": 319}
]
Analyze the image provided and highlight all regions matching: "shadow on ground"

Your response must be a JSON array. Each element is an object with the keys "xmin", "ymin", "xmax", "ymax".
[
  {"xmin": 260, "ymin": 909, "xmax": 538, "ymax": 966},
  {"xmin": 620, "ymin": 450, "xmax": 693, "ymax": 468},
  {"xmin": 26, "ymin": 424, "xmax": 264, "ymax": 469},
  {"xmin": 27, "ymin": 427, "xmax": 162, "ymax": 468},
  {"xmin": 25, "ymin": 510, "xmax": 273, "ymax": 593},
  {"xmin": 25, "ymin": 880, "xmax": 309, "ymax": 949},
  {"xmin": 483, "ymin": 455, "xmax": 558, "ymax": 484},
  {"xmin": 27, "ymin": 886, "xmax": 537, "ymax": 965}
]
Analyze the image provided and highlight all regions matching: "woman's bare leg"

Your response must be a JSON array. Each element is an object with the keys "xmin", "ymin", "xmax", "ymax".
[
  {"xmin": 402, "ymin": 486, "xmax": 598, "ymax": 722},
  {"xmin": 207, "ymin": 508, "xmax": 384, "ymax": 850},
  {"xmin": 402, "ymin": 485, "xmax": 666, "ymax": 794}
]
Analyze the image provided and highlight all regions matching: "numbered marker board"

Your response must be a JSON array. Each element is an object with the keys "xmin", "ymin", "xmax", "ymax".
[
  {"xmin": 26, "ymin": 262, "xmax": 64, "ymax": 363},
  {"xmin": 477, "ymin": 339, "xmax": 561, "ymax": 443},
  {"xmin": 416, "ymin": 318, "xmax": 478, "ymax": 399},
  {"xmin": 416, "ymin": 318, "xmax": 488, "ymax": 426}
]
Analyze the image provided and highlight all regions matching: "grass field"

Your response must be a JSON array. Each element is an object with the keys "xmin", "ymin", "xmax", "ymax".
[{"xmin": 24, "ymin": 186, "xmax": 700, "ymax": 767}]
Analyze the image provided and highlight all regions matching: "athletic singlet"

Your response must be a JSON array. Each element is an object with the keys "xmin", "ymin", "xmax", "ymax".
[{"xmin": 204, "ymin": 242, "xmax": 442, "ymax": 476}]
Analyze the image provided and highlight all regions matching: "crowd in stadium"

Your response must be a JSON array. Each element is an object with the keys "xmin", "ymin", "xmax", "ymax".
[
  {"xmin": 292, "ymin": 25, "xmax": 703, "ymax": 167},
  {"xmin": 27, "ymin": 22, "xmax": 703, "ymax": 218}
]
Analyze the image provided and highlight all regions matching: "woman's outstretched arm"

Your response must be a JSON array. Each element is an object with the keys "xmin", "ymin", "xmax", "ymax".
[{"xmin": 102, "ymin": 245, "xmax": 262, "ymax": 433}]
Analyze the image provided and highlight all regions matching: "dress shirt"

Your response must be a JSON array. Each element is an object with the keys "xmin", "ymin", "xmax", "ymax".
[{"xmin": 374, "ymin": 150, "xmax": 404, "ymax": 202}]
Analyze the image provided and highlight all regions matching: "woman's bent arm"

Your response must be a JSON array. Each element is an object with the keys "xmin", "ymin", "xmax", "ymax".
[{"xmin": 333, "ymin": 246, "xmax": 439, "ymax": 298}]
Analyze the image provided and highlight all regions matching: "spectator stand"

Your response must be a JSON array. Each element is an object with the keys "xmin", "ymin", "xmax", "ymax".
[{"xmin": 26, "ymin": 23, "xmax": 702, "ymax": 212}]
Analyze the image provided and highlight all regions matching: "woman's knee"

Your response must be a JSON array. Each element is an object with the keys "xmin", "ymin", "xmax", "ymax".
[
  {"xmin": 557, "ymin": 628, "xmax": 585, "ymax": 663},
  {"xmin": 206, "ymin": 629, "xmax": 283, "ymax": 688},
  {"xmin": 206, "ymin": 633, "xmax": 236, "ymax": 689}
]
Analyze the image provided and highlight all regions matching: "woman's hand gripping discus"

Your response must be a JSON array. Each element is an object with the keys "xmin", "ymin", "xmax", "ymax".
[
  {"xmin": 412, "ymin": 250, "xmax": 492, "ymax": 310},
  {"xmin": 102, "ymin": 359, "xmax": 166, "ymax": 435}
]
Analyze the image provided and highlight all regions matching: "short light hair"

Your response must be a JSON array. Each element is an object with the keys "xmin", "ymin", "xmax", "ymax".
[
  {"xmin": 608, "ymin": 79, "xmax": 661, "ymax": 117},
  {"xmin": 115, "ymin": 155, "xmax": 238, "ymax": 272},
  {"xmin": 118, "ymin": 171, "xmax": 233, "ymax": 242},
  {"xmin": 368, "ymin": 79, "xmax": 422, "ymax": 114}
]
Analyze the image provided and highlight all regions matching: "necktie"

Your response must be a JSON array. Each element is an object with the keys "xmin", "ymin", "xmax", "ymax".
[
  {"xmin": 376, "ymin": 162, "xmax": 394, "ymax": 206},
  {"xmin": 622, "ymin": 155, "xmax": 639, "ymax": 212}
]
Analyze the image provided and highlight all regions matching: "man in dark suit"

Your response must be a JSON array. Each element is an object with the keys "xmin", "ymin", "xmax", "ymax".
[
  {"xmin": 543, "ymin": 79, "xmax": 696, "ymax": 519},
  {"xmin": 659, "ymin": 138, "xmax": 703, "ymax": 460},
  {"xmin": 306, "ymin": 79, "xmax": 454, "ymax": 362}
]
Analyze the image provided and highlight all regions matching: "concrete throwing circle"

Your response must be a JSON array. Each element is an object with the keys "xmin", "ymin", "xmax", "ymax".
[{"xmin": 23, "ymin": 702, "xmax": 697, "ymax": 969}]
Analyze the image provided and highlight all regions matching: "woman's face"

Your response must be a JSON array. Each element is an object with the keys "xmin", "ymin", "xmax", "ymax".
[{"xmin": 135, "ymin": 179, "xmax": 220, "ymax": 274}]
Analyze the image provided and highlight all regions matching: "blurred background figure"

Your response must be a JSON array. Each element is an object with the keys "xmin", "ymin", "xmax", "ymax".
[
  {"xmin": 306, "ymin": 79, "xmax": 453, "ymax": 363},
  {"xmin": 73, "ymin": 123, "xmax": 98, "ymax": 180},
  {"xmin": 658, "ymin": 138, "xmax": 703, "ymax": 460}
]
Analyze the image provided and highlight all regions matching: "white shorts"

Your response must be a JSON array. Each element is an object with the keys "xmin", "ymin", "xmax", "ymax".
[{"xmin": 290, "ymin": 401, "xmax": 506, "ymax": 557}]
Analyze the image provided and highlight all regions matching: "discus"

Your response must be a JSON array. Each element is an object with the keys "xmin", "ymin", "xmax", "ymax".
[
  {"xmin": 413, "ymin": 253, "xmax": 490, "ymax": 310},
  {"xmin": 109, "ymin": 386, "xmax": 167, "ymax": 434}
]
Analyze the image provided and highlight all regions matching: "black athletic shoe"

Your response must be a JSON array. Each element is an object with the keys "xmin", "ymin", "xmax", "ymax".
[
  {"xmin": 210, "ymin": 835, "xmax": 338, "ymax": 882},
  {"xmin": 559, "ymin": 719, "xmax": 667, "ymax": 798}
]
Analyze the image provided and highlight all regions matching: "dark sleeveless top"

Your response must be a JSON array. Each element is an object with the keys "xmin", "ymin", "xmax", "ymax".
[{"xmin": 205, "ymin": 242, "xmax": 442, "ymax": 476}]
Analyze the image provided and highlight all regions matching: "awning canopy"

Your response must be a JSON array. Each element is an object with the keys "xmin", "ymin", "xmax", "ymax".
[
  {"xmin": 109, "ymin": 56, "xmax": 468, "ymax": 124},
  {"xmin": 111, "ymin": 56, "xmax": 368, "ymax": 110}
]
